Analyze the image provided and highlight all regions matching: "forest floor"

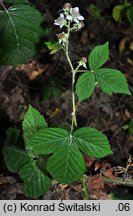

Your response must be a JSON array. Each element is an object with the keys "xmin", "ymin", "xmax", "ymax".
[{"xmin": 0, "ymin": 0, "xmax": 133, "ymax": 200}]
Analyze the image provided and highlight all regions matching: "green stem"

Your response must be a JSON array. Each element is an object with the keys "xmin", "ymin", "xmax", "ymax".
[
  {"xmin": 64, "ymin": 23, "xmax": 89, "ymax": 196},
  {"xmin": 65, "ymin": 21, "xmax": 77, "ymax": 133},
  {"xmin": 76, "ymin": 69, "xmax": 87, "ymax": 73},
  {"xmin": 82, "ymin": 175, "xmax": 89, "ymax": 200}
]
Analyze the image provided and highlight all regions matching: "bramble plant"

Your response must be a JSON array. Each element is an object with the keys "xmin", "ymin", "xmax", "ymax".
[{"xmin": 3, "ymin": 3, "xmax": 131, "ymax": 198}]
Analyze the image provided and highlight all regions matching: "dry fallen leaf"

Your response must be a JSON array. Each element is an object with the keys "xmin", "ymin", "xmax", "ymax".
[
  {"xmin": 16, "ymin": 60, "xmax": 49, "ymax": 80},
  {"xmin": 88, "ymin": 175, "xmax": 104, "ymax": 191},
  {"xmin": 94, "ymin": 161, "xmax": 102, "ymax": 171},
  {"xmin": 124, "ymin": 109, "xmax": 131, "ymax": 120},
  {"xmin": 50, "ymin": 108, "xmax": 62, "ymax": 118},
  {"xmin": 0, "ymin": 176, "xmax": 16, "ymax": 185},
  {"xmin": 127, "ymin": 58, "xmax": 133, "ymax": 65},
  {"xmin": 103, "ymin": 168, "xmax": 116, "ymax": 179},
  {"xmin": 129, "ymin": 41, "xmax": 133, "ymax": 51},
  {"xmin": 119, "ymin": 37, "xmax": 128, "ymax": 54},
  {"xmin": 91, "ymin": 175, "xmax": 104, "ymax": 191},
  {"xmin": 59, "ymin": 184, "xmax": 69, "ymax": 190},
  {"xmin": 84, "ymin": 155, "xmax": 96, "ymax": 168}
]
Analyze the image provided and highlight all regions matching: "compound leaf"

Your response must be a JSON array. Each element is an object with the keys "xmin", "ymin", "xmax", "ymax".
[
  {"xmin": 0, "ymin": 4, "xmax": 46, "ymax": 65},
  {"xmin": 29, "ymin": 128, "xmax": 85, "ymax": 183},
  {"xmin": 76, "ymin": 72, "xmax": 95, "ymax": 102},
  {"xmin": 29, "ymin": 127, "xmax": 112, "ymax": 184},
  {"xmin": 73, "ymin": 127, "xmax": 112, "ymax": 158},
  {"xmin": 23, "ymin": 105, "xmax": 47, "ymax": 144},
  {"xmin": 88, "ymin": 42, "xmax": 109, "ymax": 70},
  {"xmin": 19, "ymin": 161, "xmax": 51, "ymax": 197},
  {"xmin": 95, "ymin": 68, "xmax": 131, "ymax": 95}
]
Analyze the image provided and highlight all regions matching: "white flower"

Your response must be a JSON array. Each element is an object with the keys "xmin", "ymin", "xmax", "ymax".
[
  {"xmin": 54, "ymin": 14, "xmax": 67, "ymax": 28},
  {"xmin": 66, "ymin": 7, "xmax": 84, "ymax": 23}
]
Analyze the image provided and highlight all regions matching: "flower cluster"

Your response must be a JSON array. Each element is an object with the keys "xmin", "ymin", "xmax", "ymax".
[
  {"xmin": 65, "ymin": 7, "xmax": 84, "ymax": 24},
  {"xmin": 54, "ymin": 3, "xmax": 84, "ymax": 30}
]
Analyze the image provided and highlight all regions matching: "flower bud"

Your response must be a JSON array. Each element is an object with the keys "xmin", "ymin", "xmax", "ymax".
[
  {"xmin": 57, "ymin": 32, "xmax": 68, "ymax": 46},
  {"xmin": 63, "ymin": 3, "xmax": 71, "ymax": 12},
  {"xmin": 78, "ymin": 57, "xmax": 87, "ymax": 68}
]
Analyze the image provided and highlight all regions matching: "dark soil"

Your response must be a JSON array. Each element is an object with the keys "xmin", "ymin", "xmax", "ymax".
[{"xmin": 0, "ymin": 0, "xmax": 133, "ymax": 200}]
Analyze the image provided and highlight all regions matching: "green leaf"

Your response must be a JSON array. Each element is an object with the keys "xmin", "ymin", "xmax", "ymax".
[
  {"xmin": 127, "ymin": 6, "xmax": 133, "ymax": 26},
  {"xmin": 3, "ymin": 145, "xmax": 30, "ymax": 172},
  {"xmin": 47, "ymin": 142, "xmax": 85, "ymax": 184},
  {"xmin": 3, "ymin": 128, "xmax": 30, "ymax": 172},
  {"xmin": 95, "ymin": 68, "xmax": 131, "ymax": 95},
  {"xmin": 22, "ymin": 105, "xmax": 47, "ymax": 144},
  {"xmin": 36, "ymin": 155, "xmax": 50, "ymax": 176},
  {"xmin": 88, "ymin": 4, "xmax": 101, "ymax": 17},
  {"xmin": 0, "ymin": 4, "xmax": 46, "ymax": 65},
  {"xmin": 73, "ymin": 127, "xmax": 112, "ymax": 158},
  {"xmin": 29, "ymin": 127, "xmax": 111, "ymax": 184},
  {"xmin": 5, "ymin": 128, "xmax": 20, "ymax": 145},
  {"xmin": 112, "ymin": 5, "xmax": 125, "ymax": 22},
  {"xmin": 29, "ymin": 128, "xmax": 69, "ymax": 154},
  {"xmin": 3, "ymin": 0, "xmax": 29, "ymax": 4},
  {"xmin": 76, "ymin": 72, "xmax": 95, "ymax": 102},
  {"xmin": 45, "ymin": 41, "xmax": 61, "ymax": 54},
  {"xmin": 88, "ymin": 42, "xmax": 109, "ymax": 70},
  {"xmin": 19, "ymin": 161, "xmax": 51, "ymax": 197},
  {"xmin": 29, "ymin": 128, "xmax": 85, "ymax": 183}
]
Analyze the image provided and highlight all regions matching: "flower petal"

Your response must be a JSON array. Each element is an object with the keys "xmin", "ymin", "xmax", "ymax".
[
  {"xmin": 54, "ymin": 20, "xmax": 60, "ymax": 25},
  {"xmin": 70, "ymin": 8, "xmax": 73, "ymax": 14},
  {"xmin": 60, "ymin": 24, "xmax": 64, "ymax": 28},
  {"xmin": 74, "ymin": 18, "xmax": 79, "ymax": 23},
  {"xmin": 78, "ymin": 15, "xmax": 84, "ymax": 20},
  {"xmin": 66, "ymin": 15, "xmax": 73, "ymax": 21},
  {"xmin": 74, "ymin": 7, "xmax": 79, "ymax": 13},
  {"xmin": 60, "ymin": 13, "xmax": 64, "ymax": 18}
]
